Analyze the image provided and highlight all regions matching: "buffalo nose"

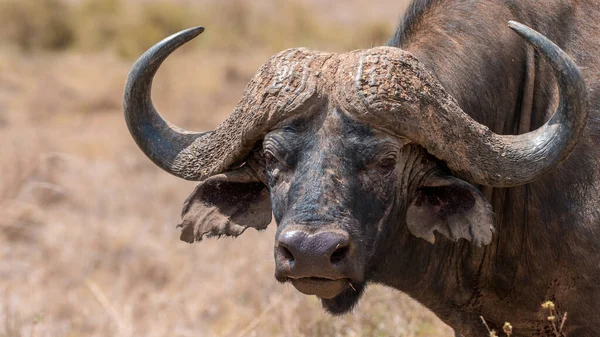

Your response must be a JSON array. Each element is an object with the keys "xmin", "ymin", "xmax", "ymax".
[{"xmin": 277, "ymin": 230, "xmax": 351, "ymax": 268}]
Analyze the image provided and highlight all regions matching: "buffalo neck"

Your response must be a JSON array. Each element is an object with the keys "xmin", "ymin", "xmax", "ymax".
[{"xmin": 376, "ymin": 0, "xmax": 589, "ymax": 333}]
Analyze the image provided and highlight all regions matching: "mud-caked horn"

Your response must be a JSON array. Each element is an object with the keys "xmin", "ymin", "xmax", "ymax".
[
  {"xmin": 339, "ymin": 21, "xmax": 587, "ymax": 187},
  {"xmin": 124, "ymin": 27, "xmax": 331, "ymax": 180}
]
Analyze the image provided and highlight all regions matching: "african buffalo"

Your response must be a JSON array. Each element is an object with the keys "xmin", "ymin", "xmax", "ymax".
[{"xmin": 123, "ymin": 0, "xmax": 600, "ymax": 336}]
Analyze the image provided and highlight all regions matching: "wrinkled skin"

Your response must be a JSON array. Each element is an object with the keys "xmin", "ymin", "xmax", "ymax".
[
  {"xmin": 266, "ymin": 108, "xmax": 388, "ymax": 312},
  {"xmin": 264, "ymin": 106, "xmax": 493, "ymax": 314}
]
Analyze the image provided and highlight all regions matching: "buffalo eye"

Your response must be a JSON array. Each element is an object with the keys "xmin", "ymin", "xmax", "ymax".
[
  {"xmin": 263, "ymin": 150, "xmax": 291, "ymax": 171},
  {"xmin": 264, "ymin": 151, "xmax": 279, "ymax": 166},
  {"xmin": 377, "ymin": 155, "xmax": 397, "ymax": 173}
]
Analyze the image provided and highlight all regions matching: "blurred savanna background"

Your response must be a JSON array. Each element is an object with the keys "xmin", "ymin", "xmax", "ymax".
[{"xmin": 0, "ymin": 0, "xmax": 454, "ymax": 336}]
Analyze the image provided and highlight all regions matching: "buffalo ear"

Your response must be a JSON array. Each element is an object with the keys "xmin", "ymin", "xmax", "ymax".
[
  {"xmin": 406, "ymin": 175, "xmax": 494, "ymax": 246},
  {"xmin": 178, "ymin": 165, "xmax": 272, "ymax": 243}
]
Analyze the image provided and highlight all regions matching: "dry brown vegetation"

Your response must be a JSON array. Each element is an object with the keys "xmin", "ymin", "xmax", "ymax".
[{"xmin": 0, "ymin": 0, "xmax": 453, "ymax": 336}]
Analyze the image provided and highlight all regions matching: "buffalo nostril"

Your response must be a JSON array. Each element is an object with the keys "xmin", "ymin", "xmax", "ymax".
[
  {"xmin": 278, "ymin": 245, "xmax": 295, "ymax": 262},
  {"xmin": 329, "ymin": 244, "xmax": 350, "ymax": 264}
]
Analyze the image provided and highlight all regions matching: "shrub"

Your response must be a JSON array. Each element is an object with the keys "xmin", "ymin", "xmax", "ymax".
[{"xmin": 0, "ymin": 0, "xmax": 75, "ymax": 52}]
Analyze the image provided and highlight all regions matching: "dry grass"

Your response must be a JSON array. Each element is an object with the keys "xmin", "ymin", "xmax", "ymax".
[
  {"xmin": 0, "ymin": 0, "xmax": 406, "ymax": 58},
  {"xmin": 0, "ymin": 1, "xmax": 453, "ymax": 336}
]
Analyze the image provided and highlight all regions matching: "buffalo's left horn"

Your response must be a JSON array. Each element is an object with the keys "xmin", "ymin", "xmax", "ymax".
[
  {"xmin": 350, "ymin": 22, "xmax": 587, "ymax": 187},
  {"xmin": 446, "ymin": 21, "xmax": 588, "ymax": 186},
  {"xmin": 124, "ymin": 27, "xmax": 328, "ymax": 180}
]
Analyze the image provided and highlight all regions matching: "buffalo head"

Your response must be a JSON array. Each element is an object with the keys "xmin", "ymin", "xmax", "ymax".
[{"xmin": 123, "ymin": 23, "xmax": 587, "ymax": 314}]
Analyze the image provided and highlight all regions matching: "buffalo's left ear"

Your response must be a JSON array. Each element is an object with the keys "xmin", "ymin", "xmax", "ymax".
[
  {"xmin": 406, "ymin": 175, "xmax": 494, "ymax": 246},
  {"xmin": 178, "ymin": 165, "xmax": 272, "ymax": 243}
]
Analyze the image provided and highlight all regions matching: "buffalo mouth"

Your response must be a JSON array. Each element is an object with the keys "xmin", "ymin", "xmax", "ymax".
[{"xmin": 290, "ymin": 277, "xmax": 350, "ymax": 299}]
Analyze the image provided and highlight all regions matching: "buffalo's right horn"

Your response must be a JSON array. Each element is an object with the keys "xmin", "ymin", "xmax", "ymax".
[{"xmin": 124, "ymin": 27, "xmax": 330, "ymax": 181}]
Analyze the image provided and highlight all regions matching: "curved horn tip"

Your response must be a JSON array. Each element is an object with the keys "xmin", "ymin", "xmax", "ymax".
[
  {"xmin": 127, "ymin": 25, "xmax": 206, "ymax": 77},
  {"xmin": 123, "ymin": 25, "xmax": 208, "ymax": 181},
  {"xmin": 507, "ymin": 20, "xmax": 524, "ymax": 29},
  {"xmin": 507, "ymin": 21, "xmax": 545, "ymax": 42},
  {"xmin": 507, "ymin": 21, "xmax": 534, "ymax": 36},
  {"xmin": 155, "ymin": 26, "xmax": 205, "ymax": 52},
  {"xmin": 175, "ymin": 26, "xmax": 205, "ymax": 40}
]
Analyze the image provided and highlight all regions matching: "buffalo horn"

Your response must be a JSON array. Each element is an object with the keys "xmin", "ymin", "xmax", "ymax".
[
  {"xmin": 349, "ymin": 21, "xmax": 587, "ymax": 187},
  {"xmin": 123, "ymin": 27, "xmax": 328, "ymax": 180}
]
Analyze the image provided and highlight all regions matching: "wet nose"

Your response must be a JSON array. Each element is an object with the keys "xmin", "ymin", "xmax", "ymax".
[{"xmin": 277, "ymin": 229, "xmax": 351, "ymax": 273}]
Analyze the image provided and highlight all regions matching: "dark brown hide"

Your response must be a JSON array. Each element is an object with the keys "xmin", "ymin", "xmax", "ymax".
[{"xmin": 384, "ymin": 1, "xmax": 600, "ymax": 336}]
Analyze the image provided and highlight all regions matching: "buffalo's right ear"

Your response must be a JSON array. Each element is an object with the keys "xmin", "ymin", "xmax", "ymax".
[{"xmin": 178, "ymin": 165, "xmax": 272, "ymax": 243}]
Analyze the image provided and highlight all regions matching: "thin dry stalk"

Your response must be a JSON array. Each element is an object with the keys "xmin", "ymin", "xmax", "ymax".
[
  {"xmin": 234, "ymin": 295, "xmax": 283, "ymax": 337},
  {"xmin": 85, "ymin": 278, "xmax": 129, "ymax": 335},
  {"xmin": 559, "ymin": 312, "xmax": 568, "ymax": 332}
]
